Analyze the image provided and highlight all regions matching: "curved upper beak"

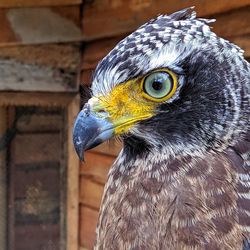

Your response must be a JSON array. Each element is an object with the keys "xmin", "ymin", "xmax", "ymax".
[{"xmin": 73, "ymin": 99, "xmax": 114, "ymax": 160}]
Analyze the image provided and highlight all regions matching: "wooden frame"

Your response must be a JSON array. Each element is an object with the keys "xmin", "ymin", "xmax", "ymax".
[
  {"xmin": 0, "ymin": 107, "xmax": 7, "ymax": 250},
  {"xmin": 0, "ymin": 91, "xmax": 80, "ymax": 250}
]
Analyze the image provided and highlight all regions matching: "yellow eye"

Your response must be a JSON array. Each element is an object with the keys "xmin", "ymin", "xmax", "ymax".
[{"xmin": 141, "ymin": 69, "xmax": 178, "ymax": 102}]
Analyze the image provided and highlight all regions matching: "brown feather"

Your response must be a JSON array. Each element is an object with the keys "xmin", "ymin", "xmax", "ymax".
[{"xmin": 94, "ymin": 133, "xmax": 250, "ymax": 249}]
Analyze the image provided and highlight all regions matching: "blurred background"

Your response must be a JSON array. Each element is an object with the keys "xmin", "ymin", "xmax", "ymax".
[{"xmin": 0, "ymin": 0, "xmax": 249, "ymax": 249}]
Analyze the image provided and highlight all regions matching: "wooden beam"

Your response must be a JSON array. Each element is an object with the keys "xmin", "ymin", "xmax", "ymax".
[
  {"xmin": 0, "ymin": 6, "xmax": 82, "ymax": 46},
  {"xmin": 0, "ymin": 44, "xmax": 81, "ymax": 71},
  {"xmin": 0, "ymin": 92, "xmax": 76, "ymax": 107},
  {"xmin": 0, "ymin": 107, "xmax": 7, "ymax": 250},
  {"xmin": 66, "ymin": 95, "xmax": 80, "ymax": 250},
  {"xmin": 0, "ymin": 58, "xmax": 78, "ymax": 92},
  {"xmin": 0, "ymin": 0, "xmax": 81, "ymax": 8},
  {"xmin": 82, "ymin": 0, "xmax": 250, "ymax": 40}
]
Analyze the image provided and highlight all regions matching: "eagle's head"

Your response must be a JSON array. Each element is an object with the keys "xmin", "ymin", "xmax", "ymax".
[{"xmin": 73, "ymin": 7, "xmax": 249, "ymax": 160}]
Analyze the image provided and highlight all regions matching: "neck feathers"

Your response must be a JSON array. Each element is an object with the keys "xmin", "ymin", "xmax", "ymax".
[{"xmin": 95, "ymin": 148, "xmax": 245, "ymax": 249}]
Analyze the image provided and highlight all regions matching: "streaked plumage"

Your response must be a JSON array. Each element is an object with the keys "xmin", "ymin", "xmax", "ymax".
[{"xmin": 73, "ymin": 8, "xmax": 250, "ymax": 249}]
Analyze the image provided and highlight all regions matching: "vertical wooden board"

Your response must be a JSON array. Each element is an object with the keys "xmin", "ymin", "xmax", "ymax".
[
  {"xmin": 80, "ymin": 206, "xmax": 99, "ymax": 249},
  {"xmin": 0, "ymin": 108, "xmax": 7, "ymax": 250},
  {"xmin": 79, "ymin": 177, "xmax": 104, "ymax": 209},
  {"xmin": 66, "ymin": 96, "xmax": 80, "ymax": 250},
  {"xmin": 82, "ymin": 0, "xmax": 250, "ymax": 40}
]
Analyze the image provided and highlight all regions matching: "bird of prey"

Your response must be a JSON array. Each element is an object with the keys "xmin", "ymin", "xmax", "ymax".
[{"xmin": 73, "ymin": 7, "xmax": 250, "ymax": 250}]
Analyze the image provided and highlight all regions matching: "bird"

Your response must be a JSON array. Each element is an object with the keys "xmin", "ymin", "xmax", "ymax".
[{"xmin": 73, "ymin": 7, "xmax": 250, "ymax": 250}]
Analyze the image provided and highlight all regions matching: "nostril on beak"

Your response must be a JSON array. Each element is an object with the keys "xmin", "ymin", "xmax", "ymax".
[{"xmin": 82, "ymin": 103, "xmax": 90, "ymax": 117}]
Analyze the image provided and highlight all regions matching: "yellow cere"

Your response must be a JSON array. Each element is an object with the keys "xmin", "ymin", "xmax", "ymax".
[
  {"xmin": 93, "ymin": 69, "xmax": 178, "ymax": 135},
  {"xmin": 98, "ymin": 78, "xmax": 155, "ymax": 134}
]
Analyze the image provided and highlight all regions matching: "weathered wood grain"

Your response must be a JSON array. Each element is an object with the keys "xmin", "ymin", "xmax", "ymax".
[
  {"xmin": 0, "ymin": 44, "xmax": 81, "ymax": 71},
  {"xmin": 0, "ymin": 0, "xmax": 81, "ymax": 8},
  {"xmin": 82, "ymin": 0, "xmax": 250, "ymax": 40},
  {"xmin": 80, "ymin": 205, "xmax": 99, "ymax": 249},
  {"xmin": 66, "ymin": 95, "xmax": 80, "ymax": 250},
  {"xmin": 0, "ymin": 92, "xmax": 77, "ymax": 107},
  {"xmin": 0, "ymin": 6, "xmax": 82, "ymax": 46},
  {"xmin": 0, "ymin": 58, "xmax": 78, "ymax": 92}
]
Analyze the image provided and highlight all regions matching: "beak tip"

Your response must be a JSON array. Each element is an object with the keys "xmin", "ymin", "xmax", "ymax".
[{"xmin": 73, "ymin": 110, "xmax": 114, "ymax": 161}]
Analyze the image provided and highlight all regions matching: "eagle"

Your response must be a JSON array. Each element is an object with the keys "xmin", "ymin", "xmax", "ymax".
[{"xmin": 73, "ymin": 8, "xmax": 250, "ymax": 250}]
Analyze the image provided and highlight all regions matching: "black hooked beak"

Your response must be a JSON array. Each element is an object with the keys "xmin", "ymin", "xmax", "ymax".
[{"xmin": 73, "ymin": 101, "xmax": 114, "ymax": 161}]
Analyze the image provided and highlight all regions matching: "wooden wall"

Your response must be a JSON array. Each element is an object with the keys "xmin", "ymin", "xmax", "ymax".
[
  {"xmin": 79, "ymin": 1, "xmax": 250, "ymax": 249},
  {"xmin": 0, "ymin": 1, "xmax": 82, "ymax": 250},
  {"xmin": 8, "ymin": 106, "xmax": 65, "ymax": 250},
  {"xmin": 0, "ymin": 1, "xmax": 82, "ymax": 92}
]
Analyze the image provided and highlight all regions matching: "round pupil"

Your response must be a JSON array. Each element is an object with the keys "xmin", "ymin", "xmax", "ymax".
[
  {"xmin": 152, "ymin": 81, "xmax": 163, "ymax": 91},
  {"xmin": 143, "ymin": 71, "xmax": 173, "ymax": 99}
]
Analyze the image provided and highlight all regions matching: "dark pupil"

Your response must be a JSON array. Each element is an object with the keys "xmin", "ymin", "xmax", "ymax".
[{"xmin": 152, "ymin": 81, "xmax": 163, "ymax": 91}]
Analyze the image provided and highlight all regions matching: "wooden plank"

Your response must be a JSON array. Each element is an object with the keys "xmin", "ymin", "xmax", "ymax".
[
  {"xmin": 0, "ymin": 92, "xmax": 77, "ymax": 107},
  {"xmin": 80, "ymin": 205, "xmax": 99, "ymax": 249},
  {"xmin": 82, "ymin": 36, "xmax": 123, "ymax": 70},
  {"xmin": 80, "ymin": 151, "xmax": 115, "ymax": 184},
  {"xmin": 13, "ymin": 133, "xmax": 61, "ymax": 164},
  {"xmin": 0, "ymin": 0, "xmax": 81, "ymax": 8},
  {"xmin": 0, "ymin": 108, "xmax": 7, "ymax": 250},
  {"xmin": 0, "ymin": 58, "xmax": 78, "ymax": 92},
  {"xmin": 0, "ymin": 6, "xmax": 82, "ymax": 46},
  {"xmin": 0, "ymin": 44, "xmax": 81, "ymax": 71},
  {"xmin": 15, "ymin": 224, "xmax": 60, "ymax": 250},
  {"xmin": 213, "ymin": 7, "xmax": 250, "ymax": 39},
  {"xmin": 82, "ymin": 0, "xmax": 250, "ymax": 40},
  {"xmin": 17, "ymin": 113, "xmax": 63, "ymax": 132},
  {"xmin": 66, "ymin": 95, "xmax": 80, "ymax": 250},
  {"xmin": 8, "ymin": 107, "xmax": 16, "ymax": 250},
  {"xmin": 79, "ymin": 177, "xmax": 104, "ymax": 209},
  {"xmin": 230, "ymin": 35, "xmax": 250, "ymax": 58},
  {"xmin": 14, "ymin": 167, "xmax": 60, "ymax": 198}
]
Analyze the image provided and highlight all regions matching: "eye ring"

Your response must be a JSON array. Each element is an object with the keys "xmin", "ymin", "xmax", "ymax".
[{"xmin": 141, "ymin": 69, "xmax": 178, "ymax": 102}]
